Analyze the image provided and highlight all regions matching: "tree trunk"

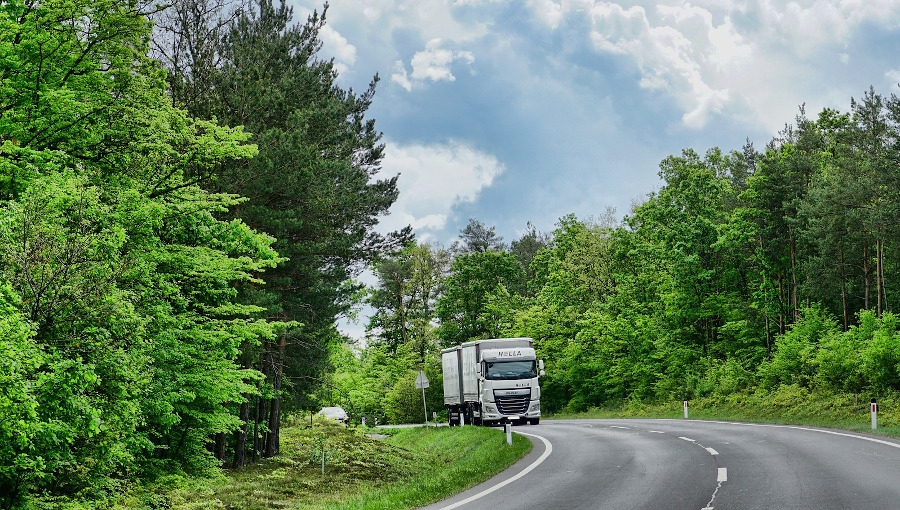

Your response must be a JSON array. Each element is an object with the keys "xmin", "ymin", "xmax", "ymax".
[
  {"xmin": 864, "ymin": 243, "xmax": 871, "ymax": 311},
  {"xmin": 264, "ymin": 332, "xmax": 286, "ymax": 458},
  {"xmin": 840, "ymin": 246, "xmax": 849, "ymax": 331},
  {"xmin": 214, "ymin": 432, "xmax": 227, "ymax": 463},
  {"xmin": 233, "ymin": 397, "xmax": 250, "ymax": 468},
  {"xmin": 877, "ymin": 239, "xmax": 883, "ymax": 317},
  {"xmin": 252, "ymin": 393, "xmax": 263, "ymax": 462},
  {"xmin": 790, "ymin": 234, "xmax": 798, "ymax": 323},
  {"xmin": 776, "ymin": 274, "xmax": 785, "ymax": 334},
  {"xmin": 880, "ymin": 239, "xmax": 888, "ymax": 314}
]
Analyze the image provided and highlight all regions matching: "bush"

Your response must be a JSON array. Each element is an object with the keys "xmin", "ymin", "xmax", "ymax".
[
  {"xmin": 384, "ymin": 370, "xmax": 430, "ymax": 425},
  {"xmin": 758, "ymin": 306, "xmax": 839, "ymax": 389}
]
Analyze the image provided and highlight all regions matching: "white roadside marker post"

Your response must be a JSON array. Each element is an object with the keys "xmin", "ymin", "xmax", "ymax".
[
  {"xmin": 872, "ymin": 398, "xmax": 878, "ymax": 430},
  {"xmin": 684, "ymin": 400, "xmax": 689, "ymax": 419},
  {"xmin": 505, "ymin": 421, "xmax": 512, "ymax": 445}
]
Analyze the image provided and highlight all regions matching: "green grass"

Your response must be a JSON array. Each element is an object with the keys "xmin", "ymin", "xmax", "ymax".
[
  {"xmin": 549, "ymin": 386, "xmax": 900, "ymax": 438},
  {"xmin": 119, "ymin": 420, "xmax": 532, "ymax": 510}
]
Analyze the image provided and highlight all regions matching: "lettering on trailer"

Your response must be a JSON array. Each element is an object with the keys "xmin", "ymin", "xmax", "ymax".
[{"xmin": 496, "ymin": 350, "xmax": 523, "ymax": 357}]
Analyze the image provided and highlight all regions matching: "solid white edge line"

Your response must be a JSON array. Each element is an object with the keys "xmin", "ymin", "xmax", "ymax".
[
  {"xmin": 695, "ymin": 420, "xmax": 900, "ymax": 450},
  {"xmin": 436, "ymin": 431, "xmax": 553, "ymax": 510}
]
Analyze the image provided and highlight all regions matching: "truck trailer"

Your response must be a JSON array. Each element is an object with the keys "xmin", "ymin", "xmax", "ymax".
[{"xmin": 441, "ymin": 337, "xmax": 544, "ymax": 426}]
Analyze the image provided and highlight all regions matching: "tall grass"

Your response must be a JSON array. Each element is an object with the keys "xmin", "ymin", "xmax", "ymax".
[{"xmin": 117, "ymin": 420, "xmax": 532, "ymax": 510}]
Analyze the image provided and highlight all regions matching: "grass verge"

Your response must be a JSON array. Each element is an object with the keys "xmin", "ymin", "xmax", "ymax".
[
  {"xmin": 118, "ymin": 421, "xmax": 532, "ymax": 510},
  {"xmin": 550, "ymin": 385, "xmax": 900, "ymax": 438}
]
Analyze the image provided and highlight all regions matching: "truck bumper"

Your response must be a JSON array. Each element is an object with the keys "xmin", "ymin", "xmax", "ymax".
[{"xmin": 480, "ymin": 401, "xmax": 540, "ymax": 422}]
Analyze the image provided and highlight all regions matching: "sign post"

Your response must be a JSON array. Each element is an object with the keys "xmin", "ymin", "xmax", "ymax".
[
  {"xmin": 872, "ymin": 398, "xmax": 878, "ymax": 430},
  {"xmin": 415, "ymin": 371, "xmax": 430, "ymax": 424}
]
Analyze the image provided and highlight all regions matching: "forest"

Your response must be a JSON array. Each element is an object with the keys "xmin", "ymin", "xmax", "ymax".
[
  {"xmin": 346, "ymin": 97, "xmax": 900, "ymax": 424},
  {"xmin": 3, "ymin": 0, "xmax": 900, "ymax": 507},
  {"xmin": 0, "ymin": 0, "xmax": 409, "ymax": 506}
]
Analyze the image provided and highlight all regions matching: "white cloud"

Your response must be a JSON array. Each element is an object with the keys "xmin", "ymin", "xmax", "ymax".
[
  {"xmin": 392, "ymin": 39, "xmax": 476, "ymax": 90},
  {"xmin": 320, "ymin": 24, "xmax": 357, "ymax": 75},
  {"xmin": 528, "ymin": 0, "xmax": 565, "ymax": 29},
  {"xmin": 376, "ymin": 140, "xmax": 504, "ymax": 238},
  {"xmin": 537, "ymin": 0, "xmax": 900, "ymax": 129},
  {"xmin": 321, "ymin": 0, "xmax": 491, "ymax": 46},
  {"xmin": 391, "ymin": 61, "xmax": 413, "ymax": 91},
  {"xmin": 887, "ymin": 68, "xmax": 900, "ymax": 86},
  {"xmin": 585, "ymin": 2, "xmax": 743, "ymax": 128}
]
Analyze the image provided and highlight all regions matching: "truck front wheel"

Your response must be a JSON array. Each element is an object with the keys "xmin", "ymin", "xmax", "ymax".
[{"xmin": 529, "ymin": 418, "xmax": 540, "ymax": 425}]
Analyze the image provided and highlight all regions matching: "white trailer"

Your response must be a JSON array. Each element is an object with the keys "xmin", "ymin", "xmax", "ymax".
[{"xmin": 442, "ymin": 337, "xmax": 544, "ymax": 426}]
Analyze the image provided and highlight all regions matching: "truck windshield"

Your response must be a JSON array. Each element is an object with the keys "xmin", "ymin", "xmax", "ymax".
[{"xmin": 485, "ymin": 360, "xmax": 537, "ymax": 380}]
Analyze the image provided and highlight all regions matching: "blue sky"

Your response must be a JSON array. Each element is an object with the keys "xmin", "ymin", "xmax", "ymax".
[{"xmin": 286, "ymin": 0, "xmax": 900, "ymax": 337}]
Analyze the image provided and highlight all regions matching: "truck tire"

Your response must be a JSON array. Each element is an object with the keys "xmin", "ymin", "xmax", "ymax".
[
  {"xmin": 464, "ymin": 404, "xmax": 475, "ymax": 426},
  {"xmin": 529, "ymin": 418, "xmax": 540, "ymax": 425}
]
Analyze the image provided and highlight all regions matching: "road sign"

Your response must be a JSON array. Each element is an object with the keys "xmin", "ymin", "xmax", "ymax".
[
  {"xmin": 415, "ymin": 371, "xmax": 430, "ymax": 389},
  {"xmin": 415, "ymin": 371, "xmax": 430, "ymax": 424}
]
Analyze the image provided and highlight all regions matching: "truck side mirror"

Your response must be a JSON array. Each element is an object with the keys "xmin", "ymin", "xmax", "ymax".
[{"xmin": 538, "ymin": 359, "xmax": 545, "ymax": 377}]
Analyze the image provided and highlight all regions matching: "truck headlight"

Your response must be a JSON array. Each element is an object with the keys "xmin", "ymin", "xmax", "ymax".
[
  {"xmin": 484, "ymin": 404, "xmax": 497, "ymax": 414},
  {"xmin": 528, "ymin": 403, "xmax": 540, "ymax": 412}
]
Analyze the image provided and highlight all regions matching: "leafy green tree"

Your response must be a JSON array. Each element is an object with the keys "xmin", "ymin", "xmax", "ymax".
[
  {"xmin": 509, "ymin": 222, "xmax": 551, "ymax": 290},
  {"xmin": 436, "ymin": 251, "xmax": 525, "ymax": 347},
  {"xmin": 0, "ymin": 0, "xmax": 284, "ymax": 502},
  {"xmin": 0, "ymin": 283, "xmax": 45, "ymax": 508},
  {"xmin": 743, "ymin": 111, "xmax": 823, "ymax": 335},
  {"xmin": 157, "ymin": 0, "xmax": 409, "ymax": 458},
  {"xmin": 368, "ymin": 243, "xmax": 448, "ymax": 360},
  {"xmin": 630, "ymin": 149, "xmax": 745, "ymax": 354}
]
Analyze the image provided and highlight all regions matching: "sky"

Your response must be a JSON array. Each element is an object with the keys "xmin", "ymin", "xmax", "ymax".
[{"xmin": 286, "ymin": 0, "xmax": 900, "ymax": 339}]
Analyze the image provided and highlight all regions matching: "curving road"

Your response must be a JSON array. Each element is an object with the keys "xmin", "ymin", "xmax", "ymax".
[{"xmin": 419, "ymin": 419, "xmax": 900, "ymax": 510}]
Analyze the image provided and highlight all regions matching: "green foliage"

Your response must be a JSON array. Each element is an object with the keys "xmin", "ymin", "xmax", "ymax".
[
  {"xmin": 367, "ymin": 243, "xmax": 448, "ymax": 358},
  {"xmin": 757, "ymin": 306, "xmax": 840, "ymax": 389},
  {"xmin": 326, "ymin": 341, "xmax": 443, "ymax": 426},
  {"xmin": 0, "ymin": 0, "xmax": 286, "ymax": 504},
  {"xmin": 0, "ymin": 283, "xmax": 44, "ymax": 508},
  {"xmin": 693, "ymin": 357, "xmax": 755, "ymax": 397},
  {"xmin": 436, "ymin": 251, "xmax": 525, "ymax": 347},
  {"xmin": 384, "ymin": 370, "xmax": 428, "ymax": 425}
]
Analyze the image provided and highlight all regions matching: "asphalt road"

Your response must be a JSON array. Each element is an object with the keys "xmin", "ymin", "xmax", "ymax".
[{"xmin": 418, "ymin": 418, "xmax": 900, "ymax": 510}]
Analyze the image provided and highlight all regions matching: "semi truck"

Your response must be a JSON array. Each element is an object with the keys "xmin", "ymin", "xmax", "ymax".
[{"xmin": 441, "ymin": 337, "xmax": 544, "ymax": 426}]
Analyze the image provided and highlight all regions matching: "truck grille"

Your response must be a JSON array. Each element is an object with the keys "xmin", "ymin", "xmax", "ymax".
[{"xmin": 496, "ymin": 395, "xmax": 530, "ymax": 415}]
